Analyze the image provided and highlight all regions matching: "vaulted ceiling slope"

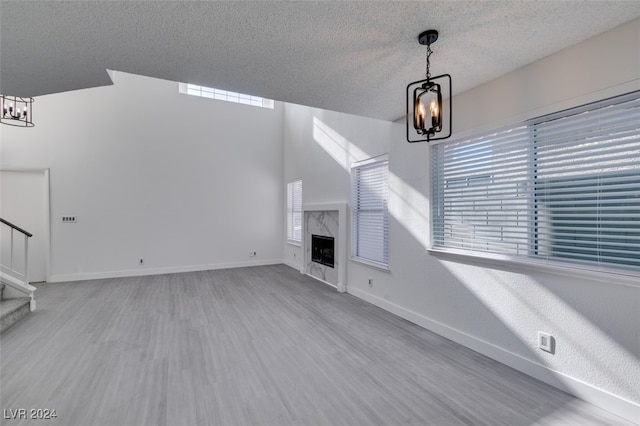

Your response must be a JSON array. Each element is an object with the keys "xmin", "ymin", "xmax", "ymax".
[{"xmin": 2, "ymin": 1, "xmax": 640, "ymax": 121}]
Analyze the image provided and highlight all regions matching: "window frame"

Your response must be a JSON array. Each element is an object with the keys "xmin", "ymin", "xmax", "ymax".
[
  {"xmin": 178, "ymin": 82, "xmax": 274, "ymax": 109},
  {"xmin": 287, "ymin": 179, "xmax": 302, "ymax": 246},
  {"xmin": 430, "ymin": 91, "xmax": 640, "ymax": 280},
  {"xmin": 351, "ymin": 154, "xmax": 390, "ymax": 269}
]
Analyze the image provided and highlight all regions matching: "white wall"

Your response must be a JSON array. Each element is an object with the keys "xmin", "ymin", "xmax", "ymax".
[
  {"xmin": 283, "ymin": 19, "xmax": 640, "ymax": 423},
  {"xmin": 0, "ymin": 169, "xmax": 49, "ymax": 282},
  {"xmin": 1, "ymin": 71, "xmax": 284, "ymax": 281}
]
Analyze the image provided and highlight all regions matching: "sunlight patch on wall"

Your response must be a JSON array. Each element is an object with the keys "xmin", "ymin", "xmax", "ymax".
[
  {"xmin": 389, "ymin": 172, "xmax": 430, "ymax": 249},
  {"xmin": 439, "ymin": 261, "xmax": 640, "ymax": 401},
  {"xmin": 312, "ymin": 117, "xmax": 368, "ymax": 171}
]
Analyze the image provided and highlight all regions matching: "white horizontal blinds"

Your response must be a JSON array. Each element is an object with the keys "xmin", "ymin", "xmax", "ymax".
[
  {"xmin": 432, "ymin": 90, "xmax": 640, "ymax": 275},
  {"xmin": 180, "ymin": 83, "xmax": 274, "ymax": 109},
  {"xmin": 533, "ymin": 93, "xmax": 640, "ymax": 272},
  {"xmin": 287, "ymin": 180, "xmax": 302, "ymax": 243},
  {"xmin": 352, "ymin": 156, "xmax": 389, "ymax": 266},
  {"xmin": 432, "ymin": 126, "xmax": 533, "ymax": 255}
]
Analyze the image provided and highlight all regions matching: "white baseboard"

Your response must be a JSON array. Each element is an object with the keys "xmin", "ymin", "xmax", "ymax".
[
  {"xmin": 347, "ymin": 286, "xmax": 640, "ymax": 425},
  {"xmin": 48, "ymin": 259, "xmax": 283, "ymax": 283}
]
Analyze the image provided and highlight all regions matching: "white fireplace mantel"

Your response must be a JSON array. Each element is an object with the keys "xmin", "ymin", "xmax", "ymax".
[{"xmin": 302, "ymin": 203, "xmax": 348, "ymax": 292}]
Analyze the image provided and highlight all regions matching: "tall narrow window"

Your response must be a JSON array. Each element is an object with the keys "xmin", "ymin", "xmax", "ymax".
[
  {"xmin": 351, "ymin": 155, "xmax": 390, "ymax": 267},
  {"xmin": 432, "ymin": 91, "xmax": 640, "ymax": 276},
  {"xmin": 287, "ymin": 179, "xmax": 302, "ymax": 244}
]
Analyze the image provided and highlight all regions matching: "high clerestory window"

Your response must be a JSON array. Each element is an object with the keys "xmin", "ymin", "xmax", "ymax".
[
  {"xmin": 178, "ymin": 83, "xmax": 274, "ymax": 109},
  {"xmin": 432, "ymin": 91, "xmax": 640, "ymax": 276}
]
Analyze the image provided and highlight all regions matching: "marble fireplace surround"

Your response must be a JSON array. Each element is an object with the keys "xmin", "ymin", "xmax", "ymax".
[{"xmin": 302, "ymin": 203, "xmax": 348, "ymax": 292}]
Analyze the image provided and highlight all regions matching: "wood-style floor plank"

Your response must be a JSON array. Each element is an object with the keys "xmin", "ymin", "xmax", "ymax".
[{"xmin": 0, "ymin": 265, "xmax": 633, "ymax": 425}]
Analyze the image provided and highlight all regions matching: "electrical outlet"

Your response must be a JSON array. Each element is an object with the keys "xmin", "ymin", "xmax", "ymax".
[
  {"xmin": 62, "ymin": 216, "xmax": 77, "ymax": 223},
  {"xmin": 139, "ymin": 258, "xmax": 144, "ymax": 265},
  {"xmin": 538, "ymin": 331, "xmax": 554, "ymax": 353},
  {"xmin": 249, "ymin": 251, "xmax": 257, "ymax": 257},
  {"xmin": 368, "ymin": 277, "xmax": 373, "ymax": 287}
]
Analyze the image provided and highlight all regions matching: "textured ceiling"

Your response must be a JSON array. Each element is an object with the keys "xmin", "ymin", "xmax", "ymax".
[{"xmin": 2, "ymin": 1, "xmax": 640, "ymax": 121}]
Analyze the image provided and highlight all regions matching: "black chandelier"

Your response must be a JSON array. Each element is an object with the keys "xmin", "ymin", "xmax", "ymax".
[
  {"xmin": 406, "ymin": 30, "xmax": 451, "ymax": 143},
  {"xmin": 1, "ymin": 95, "xmax": 34, "ymax": 127}
]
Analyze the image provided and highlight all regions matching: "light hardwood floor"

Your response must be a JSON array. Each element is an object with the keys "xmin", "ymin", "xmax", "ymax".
[{"xmin": 0, "ymin": 265, "xmax": 634, "ymax": 425}]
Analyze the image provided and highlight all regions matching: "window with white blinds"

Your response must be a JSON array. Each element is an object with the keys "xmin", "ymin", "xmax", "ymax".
[
  {"xmin": 432, "ymin": 91, "xmax": 640, "ymax": 276},
  {"xmin": 351, "ymin": 155, "xmax": 389, "ymax": 267},
  {"xmin": 287, "ymin": 180, "xmax": 302, "ymax": 244}
]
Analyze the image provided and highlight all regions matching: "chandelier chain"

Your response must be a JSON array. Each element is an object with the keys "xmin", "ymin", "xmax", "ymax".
[{"xmin": 425, "ymin": 44, "xmax": 433, "ymax": 80}]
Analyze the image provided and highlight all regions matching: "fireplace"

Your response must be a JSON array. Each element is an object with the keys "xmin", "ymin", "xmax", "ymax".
[
  {"xmin": 303, "ymin": 204, "xmax": 346, "ymax": 291},
  {"xmin": 311, "ymin": 234, "xmax": 335, "ymax": 268}
]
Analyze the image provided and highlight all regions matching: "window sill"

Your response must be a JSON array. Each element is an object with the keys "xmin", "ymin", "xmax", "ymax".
[
  {"xmin": 287, "ymin": 240, "xmax": 302, "ymax": 247},
  {"xmin": 427, "ymin": 247, "xmax": 640, "ymax": 288},
  {"xmin": 350, "ymin": 256, "xmax": 390, "ymax": 272}
]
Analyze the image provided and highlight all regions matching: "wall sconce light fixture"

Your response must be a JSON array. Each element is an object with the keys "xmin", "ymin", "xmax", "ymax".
[
  {"xmin": 406, "ymin": 30, "xmax": 451, "ymax": 143},
  {"xmin": 1, "ymin": 95, "xmax": 34, "ymax": 127}
]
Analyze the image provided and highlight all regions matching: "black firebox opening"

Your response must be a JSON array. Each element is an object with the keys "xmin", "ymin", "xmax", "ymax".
[{"xmin": 311, "ymin": 234, "xmax": 335, "ymax": 268}]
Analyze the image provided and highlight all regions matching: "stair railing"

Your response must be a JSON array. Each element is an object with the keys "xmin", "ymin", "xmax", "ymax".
[{"xmin": 0, "ymin": 217, "xmax": 33, "ymax": 286}]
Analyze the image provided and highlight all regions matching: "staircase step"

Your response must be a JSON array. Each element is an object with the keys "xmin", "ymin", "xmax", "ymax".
[{"xmin": 1, "ymin": 297, "xmax": 31, "ymax": 334}]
